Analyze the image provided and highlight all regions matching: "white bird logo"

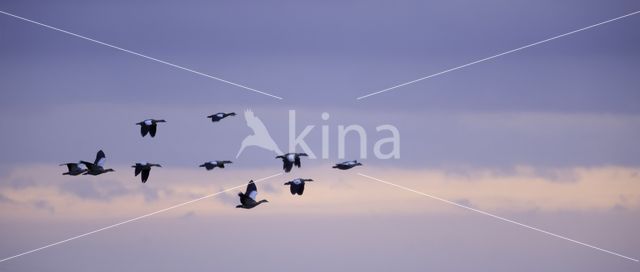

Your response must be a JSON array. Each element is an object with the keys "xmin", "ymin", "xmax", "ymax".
[{"xmin": 236, "ymin": 109, "xmax": 283, "ymax": 158}]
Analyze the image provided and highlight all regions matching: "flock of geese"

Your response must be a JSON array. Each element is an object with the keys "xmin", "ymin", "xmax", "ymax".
[{"xmin": 60, "ymin": 112, "xmax": 363, "ymax": 209}]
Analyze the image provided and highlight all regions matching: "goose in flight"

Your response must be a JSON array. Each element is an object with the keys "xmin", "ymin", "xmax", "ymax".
[
  {"xmin": 132, "ymin": 162, "xmax": 161, "ymax": 183},
  {"xmin": 60, "ymin": 162, "xmax": 87, "ymax": 176},
  {"xmin": 136, "ymin": 119, "xmax": 166, "ymax": 137},
  {"xmin": 81, "ymin": 150, "xmax": 115, "ymax": 175},
  {"xmin": 236, "ymin": 109, "xmax": 283, "ymax": 158},
  {"xmin": 207, "ymin": 112, "xmax": 236, "ymax": 122},
  {"xmin": 332, "ymin": 160, "xmax": 363, "ymax": 170},
  {"xmin": 284, "ymin": 178, "xmax": 313, "ymax": 195},
  {"xmin": 236, "ymin": 180, "xmax": 268, "ymax": 209},
  {"xmin": 276, "ymin": 153, "xmax": 308, "ymax": 173},
  {"xmin": 199, "ymin": 160, "xmax": 232, "ymax": 170}
]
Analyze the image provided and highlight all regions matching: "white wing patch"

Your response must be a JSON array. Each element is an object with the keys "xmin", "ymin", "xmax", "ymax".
[
  {"xmin": 216, "ymin": 113, "xmax": 224, "ymax": 118},
  {"xmin": 144, "ymin": 119, "xmax": 152, "ymax": 125},
  {"xmin": 293, "ymin": 178, "xmax": 302, "ymax": 185},
  {"xmin": 249, "ymin": 190, "xmax": 258, "ymax": 200},
  {"xmin": 287, "ymin": 154, "xmax": 295, "ymax": 162},
  {"xmin": 97, "ymin": 157, "xmax": 106, "ymax": 167}
]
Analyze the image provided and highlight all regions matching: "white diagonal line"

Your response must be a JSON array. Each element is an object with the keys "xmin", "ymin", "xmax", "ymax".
[
  {"xmin": 356, "ymin": 10, "xmax": 640, "ymax": 100},
  {"xmin": 357, "ymin": 173, "xmax": 639, "ymax": 262},
  {"xmin": 0, "ymin": 172, "xmax": 283, "ymax": 264},
  {"xmin": 0, "ymin": 10, "xmax": 283, "ymax": 100}
]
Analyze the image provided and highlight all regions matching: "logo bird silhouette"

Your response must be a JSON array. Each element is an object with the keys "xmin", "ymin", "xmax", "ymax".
[{"xmin": 236, "ymin": 109, "xmax": 283, "ymax": 158}]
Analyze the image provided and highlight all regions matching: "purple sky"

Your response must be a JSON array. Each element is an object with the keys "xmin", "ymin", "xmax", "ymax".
[{"xmin": 0, "ymin": 0, "xmax": 639, "ymax": 271}]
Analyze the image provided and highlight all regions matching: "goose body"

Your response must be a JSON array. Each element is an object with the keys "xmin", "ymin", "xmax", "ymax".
[
  {"xmin": 284, "ymin": 178, "xmax": 313, "ymax": 195},
  {"xmin": 236, "ymin": 180, "xmax": 268, "ymax": 209},
  {"xmin": 136, "ymin": 119, "xmax": 166, "ymax": 137},
  {"xmin": 199, "ymin": 160, "xmax": 232, "ymax": 170},
  {"xmin": 60, "ymin": 162, "xmax": 87, "ymax": 176},
  {"xmin": 333, "ymin": 160, "xmax": 362, "ymax": 170},
  {"xmin": 275, "ymin": 153, "xmax": 308, "ymax": 172},
  {"xmin": 132, "ymin": 162, "xmax": 161, "ymax": 183},
  {"xmin": 81, "ymin": 150, "xmax": 115, "ymax": 176},
  {"xmin": 207, "ymin": 112, "xmax": 236, "ymax": 122}
]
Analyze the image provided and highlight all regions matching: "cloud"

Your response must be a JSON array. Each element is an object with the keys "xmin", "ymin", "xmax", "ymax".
[
  {"xmin": 0, "ymin": 193, "xmax": 13, "ymax": 203},
  {"xmin": 32, "ymin": 200, "xmax": 55, "ymax": 213},
  {"xmin": 59, "ymin": 179, "xmax": 130, "ymax": 201},
  {"xmin": 454, "ymin": 198, "xmax": 474, "ymax": 208},
  {"xmin": 0, "ymin": 164, "xmax": 12, "ymax": 179},
  {"xmin": 215, "ymin": 190, "xmax": 238, "ymax": 206},
  {"xmin": 141, "ymin": 186, "xmax": 160, "ymax": 203},
  {"xmin": 0, "ymin": 177, "xmax": 39, "ymax": 190},
  {"xmin": 0, "ymin": 164, "xmax": 638, "ymax": 221}
]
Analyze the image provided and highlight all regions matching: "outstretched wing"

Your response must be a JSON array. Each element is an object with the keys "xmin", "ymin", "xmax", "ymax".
[
  {"xmin": 294, "ymin": 156, "xmax": 301, "ymax": 168},
  {"xmin": 149, "ymin": 124, "xmax": 157, "ymax": 137},
  {"xmin": 283, "ymin": 160, "xmax": 293, "ymax": 172},
  {"xmin": 141, "ymin": 169, "xmax": 150, "ymax": 183},
  {"xmin": 61, "ymin": 163, "xmax": 77, "ymax": 172},
  {"xmin": 140, "ymin": 125, "xmax": 149, "ymax": 137},
  {"xmin": 80, "ymin": 161, "xmax": 95, "ymax": 170},
  {"xmin": 94, "ymin": 150, "xmax": 106, "ymax": 166},
  {"xmin": 134, "ymin": 165, "xmax": 142, "ymax": 176},
  {"xmin": 245, "ymin": 180, "xmax": 258, "ymax": 200}
]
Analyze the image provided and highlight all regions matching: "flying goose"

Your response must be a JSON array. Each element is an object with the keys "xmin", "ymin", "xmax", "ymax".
[
  {"xmin": 236, "ymin": 180, "xmax": 268, "ymax": 209},
  {"xmin": 60, "ymin": 162, "xmax": 87, "ymax": 176},
  {"xmin": 136, "ymin": 119, "xmax": 166, "ymax": 137},
  {"xmin": 332, "ymin": 160, "xmax": 363, "ymax": 170},
  {"xmin": 81, "ymin": 150, "xmax": 115, "ymax": 175},
  {"xmin": 284, "ymin": 178, "xmax": 313, "ymax": 195},
  {"xmin": 199, "ymin": 160, "xmax": 232, "ymax": 170},
  {"xmin": 207, "ymin": 112, "xmax": 236, "ymax": 122},
  {"xmin": 275, "ymin": 153, "xmax": 308, "ymax": 173},
  {"xmin": 132, "ymin": 162, "xmax": 161, "ymax": 183}
]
